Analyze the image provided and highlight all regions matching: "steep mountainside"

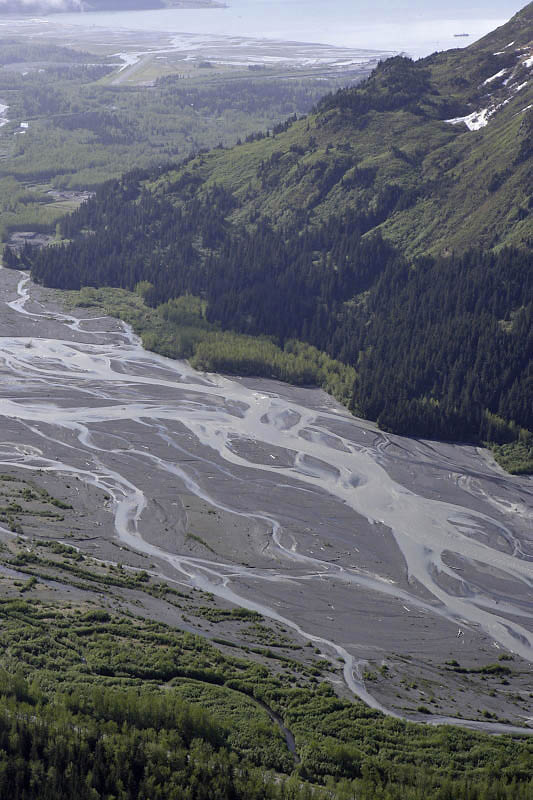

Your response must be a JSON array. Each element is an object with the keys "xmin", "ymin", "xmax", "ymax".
[
  {"xmin": 150, "ymin": 3, "xmax": 533, "ymax": 257},
  {"xmin": 18, "ymin": 3, "xmax": 533, "ymax": 460}
]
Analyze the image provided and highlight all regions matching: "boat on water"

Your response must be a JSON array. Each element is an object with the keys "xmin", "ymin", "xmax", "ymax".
[{"xmin": 454, "ymin": 33, "xmax": 470, "ymax": 37}]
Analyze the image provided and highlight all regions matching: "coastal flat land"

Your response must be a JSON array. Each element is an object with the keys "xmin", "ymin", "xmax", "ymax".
[{"xmin": 0, "ymin": 19, "xmax": 387, "ymax": 244}]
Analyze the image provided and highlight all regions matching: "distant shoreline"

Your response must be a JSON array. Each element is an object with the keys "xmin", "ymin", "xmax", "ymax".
[
  {"xmin": 0, "ymin": 0, "xmax": 227, "ymax": 15},
  {"xmin": 0, "ymin": 2, "xmax": 509, "ymax": 60}
]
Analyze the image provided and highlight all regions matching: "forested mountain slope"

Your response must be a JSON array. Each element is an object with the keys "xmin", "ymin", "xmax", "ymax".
[{"xmin": 20, "ymin": 3, "xmax": 533, "ymax": 460}]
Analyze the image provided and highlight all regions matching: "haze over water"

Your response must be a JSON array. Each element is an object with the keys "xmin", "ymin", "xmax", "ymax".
[{"xmin": 24, "ymin": 0, "xmax": 526, "ymax": 57}]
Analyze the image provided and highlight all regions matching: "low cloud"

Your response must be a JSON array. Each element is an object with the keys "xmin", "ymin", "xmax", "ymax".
[{"xmin": 0, "ymin": 0, "xmax": 84, "ymax": 13}]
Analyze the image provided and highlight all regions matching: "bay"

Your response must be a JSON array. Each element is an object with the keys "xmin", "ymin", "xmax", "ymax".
[{"xmin": 22, "ymin": 0, "xmax": 525, "ymax": 57}]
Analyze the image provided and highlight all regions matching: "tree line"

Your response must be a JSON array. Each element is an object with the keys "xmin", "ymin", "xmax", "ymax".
[{"xmin": 14, "ymin": 165, "xmax": 531, "ymax": 452}]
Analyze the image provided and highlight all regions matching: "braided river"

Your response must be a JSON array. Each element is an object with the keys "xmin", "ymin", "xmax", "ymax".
[{"xmin": 0, "ymin": 266, "xmax": 531, "ymax": 732}]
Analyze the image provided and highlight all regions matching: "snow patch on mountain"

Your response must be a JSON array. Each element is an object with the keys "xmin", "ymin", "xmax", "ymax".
[
  {"xmin": 451, "ymin": 44, "xmax": 531, "ymax": 133},
  {"xmin": 446, "ymin": 108, "xmax": 489, "ymax": 130},
  {"xmin": 483, "ymin": 68, "xmax": 508, "ymax": 85},
  {"xmin": 446, "ymin": 74, "xmax": 530, "ymax": 131},
  {"xmin": 0, "ymin": 103, "xmax": 9, "ymax": 128}
]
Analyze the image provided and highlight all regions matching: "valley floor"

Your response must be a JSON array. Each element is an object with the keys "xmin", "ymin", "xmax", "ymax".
[{"xmin": 0, "ymin": 265, "xmax": 531, "ymax": 730}]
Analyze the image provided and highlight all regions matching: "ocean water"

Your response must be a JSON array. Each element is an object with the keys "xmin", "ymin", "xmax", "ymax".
[{"xmin": 26, "ymin": 0, "xmax": 525, "ymax": 58}]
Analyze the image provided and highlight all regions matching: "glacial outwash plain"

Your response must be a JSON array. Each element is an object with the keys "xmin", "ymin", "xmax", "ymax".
[
  {"xmin": 0, "ymin": 1, "xmax": 532, "ymax": 798},
  {"xmin": 0, "ymin": 266, "xmax": 532, "ymax": 731}
]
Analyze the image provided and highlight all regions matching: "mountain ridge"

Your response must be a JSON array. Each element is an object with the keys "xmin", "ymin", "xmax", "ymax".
[
  {"xmin": 16, "ymin": 2, "xmax": 533, "ymax": 466},
  {"xmin": 137, "ymin": 3, "xmax": 533, "ymax": 256}
]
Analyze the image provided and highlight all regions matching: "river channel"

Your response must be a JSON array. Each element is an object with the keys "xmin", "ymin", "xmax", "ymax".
[{"xmin": 0, "ymin": 266, "xmax": 531, "ymax": 731}]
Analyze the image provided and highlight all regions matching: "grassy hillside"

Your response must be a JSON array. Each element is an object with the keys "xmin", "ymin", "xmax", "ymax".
[{"xmin": 137, "ymin": 4, "xmax": 533, "ymax": 256}]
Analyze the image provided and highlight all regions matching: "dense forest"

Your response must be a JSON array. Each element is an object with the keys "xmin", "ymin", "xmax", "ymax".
[
  {"xmin": 18, "ymin": 163, "xmax": 532, "ymax": 453},
  {"xmin": 11, "ymin": 5, "xmax": 533, "ymax": 463},
  {"xmin": 0, "ymin": 586, "xmax": 531, "ymax": 800}
]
